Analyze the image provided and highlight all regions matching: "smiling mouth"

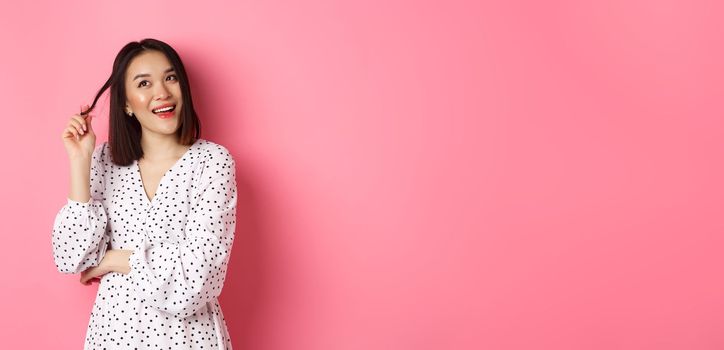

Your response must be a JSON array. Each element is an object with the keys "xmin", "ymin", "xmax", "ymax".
[{"xmin": 152, "ymin": 105, "xmax": 176, "ymax": 114}]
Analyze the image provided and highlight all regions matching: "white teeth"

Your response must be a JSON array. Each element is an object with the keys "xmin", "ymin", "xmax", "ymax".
[{"xmin": 153, "ymin": 106, "xmax": 175, "ymax": 113}]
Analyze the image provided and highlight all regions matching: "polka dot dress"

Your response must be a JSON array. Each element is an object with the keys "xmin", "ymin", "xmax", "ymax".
[{"xmin": 51, "ymin": 138, "xmax": 237, "ymax": 349}]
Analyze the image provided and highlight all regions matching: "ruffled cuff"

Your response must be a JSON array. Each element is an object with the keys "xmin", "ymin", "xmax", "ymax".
[
  {"xmin": 66, "ymin": 197, "xmax": 93, "ymax": 209},
  {"xmin": 127, "ymin": 246, "xmax": 145, "ymax": 280},
  {"xmin": 95, "ymin": 235, "xmax": 110, "ymax": 266}
]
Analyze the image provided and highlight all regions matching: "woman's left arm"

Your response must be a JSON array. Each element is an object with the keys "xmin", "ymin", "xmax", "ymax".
[
  {"xmin": 125, "ymin": 147, "xmax": 237, "ymax": 317},
  {"xmin": 79, "ymin": 249, "xmax": 133, "ymax": 285},
  {"xmin": 106, "ymin": 249, "xmax": 133, "ymax": 273}
]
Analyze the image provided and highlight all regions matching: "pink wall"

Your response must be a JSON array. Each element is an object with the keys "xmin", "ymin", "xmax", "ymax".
[{"xmin": 1, "ymin": 0, "xmax": 723, "ymax": 348}]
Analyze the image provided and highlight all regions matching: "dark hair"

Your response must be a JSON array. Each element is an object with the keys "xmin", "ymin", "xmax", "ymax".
[{"xmin": 81, "ymin": 38, "xmax": 201, "ymax": 166}]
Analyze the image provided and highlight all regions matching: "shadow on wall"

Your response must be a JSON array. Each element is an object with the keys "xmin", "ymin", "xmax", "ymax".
[
  {"xmin": 222, "ymin": 163, "xmax": 272, "ymax": 348},
  {"xmin": 182, "ymin": 41, "xmax": 272, "ymax": 347}
]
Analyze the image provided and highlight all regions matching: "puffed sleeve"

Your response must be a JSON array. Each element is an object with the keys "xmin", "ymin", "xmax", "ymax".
[
  {"xmin": 127, "ymin": 145, "xmax": 237, "ymax": 317},
  {"xmin": 51, "ymin": 143, "xmax": 111, "ymax": 274}
]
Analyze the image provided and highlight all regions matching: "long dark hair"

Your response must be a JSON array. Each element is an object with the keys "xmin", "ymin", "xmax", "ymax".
[{"xmin": 80, "ymin": 38, "xmax": 201, "ymax": 166}]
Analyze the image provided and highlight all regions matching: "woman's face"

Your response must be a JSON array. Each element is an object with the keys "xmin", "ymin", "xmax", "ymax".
[{"xmin": 124, "ymin": 50, "xmax": 183, "ymax": 137}]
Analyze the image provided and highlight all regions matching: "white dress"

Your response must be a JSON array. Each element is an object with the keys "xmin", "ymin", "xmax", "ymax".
[{"xmin": 51, "ymin": 138, "xmax": 237, "ymax": 349}]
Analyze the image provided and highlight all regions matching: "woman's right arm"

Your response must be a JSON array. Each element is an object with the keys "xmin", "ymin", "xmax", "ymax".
[
  {"xmin": 68, "ymin": 156, "xmax": 91, "ymax": 203},
  {"xmin": 65, "ymin": 104, "xmax": 95, "ymax": 203},
  {"xmin": 52, "ymin": 105, "xmax": 110, "ymax": 274}
]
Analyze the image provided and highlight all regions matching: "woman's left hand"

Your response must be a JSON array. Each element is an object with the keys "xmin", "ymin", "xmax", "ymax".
[
  {"xmin": 80, "ymin": 264, "xmax": 111, "ymax": 285},
  {"xmin": 79, "ymin": 249, "xmax": 133, "ymax": 285}
]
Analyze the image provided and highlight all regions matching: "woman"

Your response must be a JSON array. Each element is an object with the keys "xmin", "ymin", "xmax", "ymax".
[{"xmin": 52, "ymin": 38, "xmax": 237, "ymax": 349}]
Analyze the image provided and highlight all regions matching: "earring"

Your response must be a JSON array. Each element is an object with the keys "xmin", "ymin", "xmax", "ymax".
[{"xmin": 126, "ymin": 109, "xmax": 134, "ymax": 117}]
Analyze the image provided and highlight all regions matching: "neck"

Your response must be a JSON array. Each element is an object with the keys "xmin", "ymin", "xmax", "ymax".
[{"xmin": 140, "ymin": 133, "xmax": 188, "ymax": 161}]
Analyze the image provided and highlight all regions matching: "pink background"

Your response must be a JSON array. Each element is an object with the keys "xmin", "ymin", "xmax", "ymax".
[{"xmin": 1, "ymin": 0, "xmax": 723, "ymax": 349}]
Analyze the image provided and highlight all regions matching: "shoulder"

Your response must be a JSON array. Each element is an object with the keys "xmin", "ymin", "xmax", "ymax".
[
  {"xmin": 197, "ymin": 139, "xmax": 235, "ymax": 165},
  {"xmin": 194, "ymin": 140, "xmax": 236, "ymax": 184}
]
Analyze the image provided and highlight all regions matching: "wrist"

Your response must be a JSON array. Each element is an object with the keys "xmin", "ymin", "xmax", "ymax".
[
  {"xmin": 113, "ymin": 250, "xmax": 133, "ymax": 274},
  {"xmin": 69, "ymin": 156, "xmax": 92, "ymax": 166},
  {"xmin": 103, "ymin": 249, "xmax": 132, "ymax": 274}
]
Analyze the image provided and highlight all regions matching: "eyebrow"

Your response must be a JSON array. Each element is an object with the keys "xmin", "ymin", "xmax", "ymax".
[{"xmin": 133, "ymin": 67, "xmax": 175, "ymax": 81}]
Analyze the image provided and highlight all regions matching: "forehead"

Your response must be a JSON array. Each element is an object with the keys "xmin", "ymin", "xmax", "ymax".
[{"xmin": 125, "ymin": 51, "xmax": 173, "ymax": 79}]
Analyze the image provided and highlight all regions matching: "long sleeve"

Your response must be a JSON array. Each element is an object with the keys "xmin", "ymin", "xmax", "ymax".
[
  {"xmin": 51, "ymin": 143, "xmax": 111, "ymax": 274},
  {"xmin": 127, "ymin": 145, "xmax": 237, "ymax": 318}
]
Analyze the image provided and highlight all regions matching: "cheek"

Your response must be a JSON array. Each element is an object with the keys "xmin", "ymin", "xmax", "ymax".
[
  {"xmin": 127, "ymin": 91, "xmax": 151, "ymax": 106},
  {"xmin": 171, "ymin": 85, "xmax": 183, "ymax": 100}
]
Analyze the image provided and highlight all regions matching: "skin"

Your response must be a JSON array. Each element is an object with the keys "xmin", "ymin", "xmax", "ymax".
[{"xmin": 61, "ymin": 50, "xmax": 191, "ymax": 285}]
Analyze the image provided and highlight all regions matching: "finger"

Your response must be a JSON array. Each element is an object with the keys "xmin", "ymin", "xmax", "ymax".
[
  {"xmin": 71, "ymin": 127, "xmax": 80, "ymax": 141},
  {"xmin": 70, "ymin": 115, "xmax": 88, "ymax": 132},
  {"xmin": 69, "ymin": 119, "xmax": 85, "ymax": 136},
  {"xmin": 64, "ymin": 126, "xmax": 80, "ymax": 141},
  {"xmin": 69, "ymin": 118, "xmax": 85, "ymax": 134},
  {"xmin": 62, "ymin": 128, "xmax": 75, "ymax": 139},
  {"xmin": 80, "ymin": 268, "xmax": 98, "ymax": 284},
  {"xmin": 69, "ymin": 124, "xmax": 83, "ymax": 139}
]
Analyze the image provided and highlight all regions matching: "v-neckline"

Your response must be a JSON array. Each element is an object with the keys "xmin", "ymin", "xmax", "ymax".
[{"xmin": 135, "ymin": 139, "xmax": 200, "ymax": 206}]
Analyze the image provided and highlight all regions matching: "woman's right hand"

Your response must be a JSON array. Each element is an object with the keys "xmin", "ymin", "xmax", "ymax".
[{"xmin": 62, "ymin": 104, "xmax": 96, "ymax": 159}]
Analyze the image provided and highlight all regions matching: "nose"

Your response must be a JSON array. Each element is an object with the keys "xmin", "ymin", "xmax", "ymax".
[{"xmin": 154, "ymin": 84, "xmax": 171, "ymax": 100}]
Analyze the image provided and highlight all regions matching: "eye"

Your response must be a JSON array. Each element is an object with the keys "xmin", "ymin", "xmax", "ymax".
[
  {"xmin": 138, "ymin": 80, "xmax": 149, "ymax": 88},
  {"xmin": 167, "ymin": 74, "xmax": 178, "ymax": 82}
]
